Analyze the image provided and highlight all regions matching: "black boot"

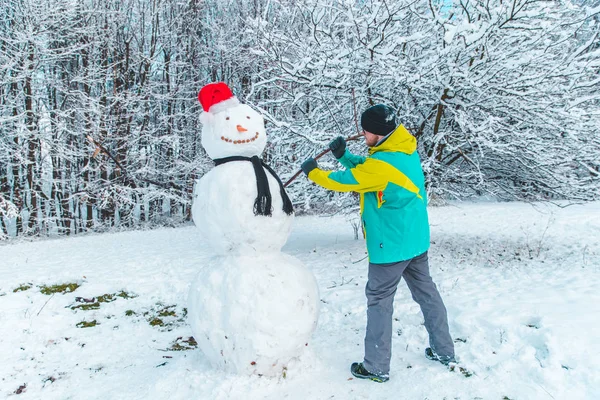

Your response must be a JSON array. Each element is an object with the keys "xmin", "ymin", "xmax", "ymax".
[
  {"xmin": 425, "ymin": 347, "xmax": 456, "ymax": 365},
  {"xmin": 350, "ymin": 362, "xmax": 389, "ymax": 383}
]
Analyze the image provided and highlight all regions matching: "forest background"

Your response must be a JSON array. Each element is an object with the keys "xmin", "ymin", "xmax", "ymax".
[{"xmin": 1, "ymin": 0, "xmax": 599, "ymax": 239}]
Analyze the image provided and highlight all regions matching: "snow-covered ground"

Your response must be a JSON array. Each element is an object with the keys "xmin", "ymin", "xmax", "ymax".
[{"xmin": 1, "ymin": 201, "xmax": 599, "ymax": 399}]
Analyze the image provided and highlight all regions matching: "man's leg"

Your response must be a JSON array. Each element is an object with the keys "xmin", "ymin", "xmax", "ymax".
[
  {"xmin": 402, "ymin": 252, "xmax": 454, "ymax": 358},
  {"xmin": 363, "ymin": 260, "xmax": 408, "ymax": 375}
]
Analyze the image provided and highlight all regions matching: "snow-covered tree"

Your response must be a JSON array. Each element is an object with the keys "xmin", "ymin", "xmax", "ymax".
[{"xmin": 249, "ymin": 0, "xmax": 600, "ymax": 206}]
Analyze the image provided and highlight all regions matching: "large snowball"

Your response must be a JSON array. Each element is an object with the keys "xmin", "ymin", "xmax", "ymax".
[
  {"xmin": 192, "ymin": 162, "xmax": 293, "ymax": 254},
  {"xmin": 187, "ymin": 253, "xmax": 320, "ymax": 376},
  {"xmin": 200, "ymin": 104, "xmax": 267, "ymax": 160}
]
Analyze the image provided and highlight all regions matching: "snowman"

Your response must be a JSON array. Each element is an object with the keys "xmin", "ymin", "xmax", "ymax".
[{"xmin": 188, "ymin": 82, "xmax": 320, "ymax": 377}]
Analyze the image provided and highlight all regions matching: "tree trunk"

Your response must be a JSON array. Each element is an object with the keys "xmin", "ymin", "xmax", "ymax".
[{"xmin": 25, "ymin": 41, "xmax": 38, "ymax": 234}]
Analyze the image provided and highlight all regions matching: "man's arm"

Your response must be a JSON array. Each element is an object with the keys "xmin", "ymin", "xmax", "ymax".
[
  {"xmin": 329, "ymin": 136, "xmax": 366, "ymax": 169},
  {"xmin": 307, "ymin": 158, "xmax": 388, "ymax": 193},
  {"xmin": 337, "ymin": 150, "xmax": 367, "ymax": 169},
  {"xmin": 302, "ymin": 157, "xmax": 424, "ymax": 199}
]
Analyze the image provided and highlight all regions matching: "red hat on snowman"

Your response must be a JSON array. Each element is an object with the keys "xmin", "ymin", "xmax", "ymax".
[{"xmin": 198, "ymin": 82, "xmax": 240, "ymax": 114}]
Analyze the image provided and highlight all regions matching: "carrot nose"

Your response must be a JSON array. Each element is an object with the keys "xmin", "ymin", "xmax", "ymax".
[{"xmin": 236, "ymin": 125, "xmax": 248, "ymax": 133}]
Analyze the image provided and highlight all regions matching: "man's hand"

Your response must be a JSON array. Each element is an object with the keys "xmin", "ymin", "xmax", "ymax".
[
  {"xmin": 301, "ymin": 158, "xmax": 318, "ymax": 176},
  {"xmin": 329, "ymin": 136, "xmax": 346, "ymax": 159}
]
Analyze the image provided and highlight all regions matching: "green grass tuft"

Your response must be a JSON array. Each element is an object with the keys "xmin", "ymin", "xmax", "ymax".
[
  {"xmin": 158, "ymin": 309, "xmax": 177, "ymax": 317},
  {"xmin": 142, "ymin": 304, "xmax": 187, "ymax": 331},
  {"xmin": 40, "ymin": 283, "xmax": 80, "ymax": 295},
  {"xmin": 96, "ymin": 293, "xmax": 116, "ymax": 303},
  {"xmin": 76, "ymin": 320, "xmax": 98, "ymax": 328},
  {"xmin": 117, "ymin": 291, "xmax": 137, "ymax": 299},
  {"xmin": 149, "ymin": 318, "xmax": 165, "ymax": 327},
  {"xmin": 71, "ymin": 302, "xmax": 101, "ymax": 311},
  {"xmin": 168, "ymin": 336, "xmax": 198, "ymax": 351},
  {"xmin": 13, "ymin": 284, "xmax": 32, "ymax": 293},
  {"xmin": 70, "ymin": 291, "xmax": 136, "ymax": 311}
]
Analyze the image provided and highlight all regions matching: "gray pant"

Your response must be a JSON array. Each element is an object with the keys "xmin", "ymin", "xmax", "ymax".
[{"xmin": 363, "ymin": 252, "xmax": 454, "ymax": 374}]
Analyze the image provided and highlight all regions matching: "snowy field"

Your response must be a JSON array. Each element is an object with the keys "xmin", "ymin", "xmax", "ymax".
[{"xmin": 1, "ymin": 201, "xmax": 599, "ymax": 400}]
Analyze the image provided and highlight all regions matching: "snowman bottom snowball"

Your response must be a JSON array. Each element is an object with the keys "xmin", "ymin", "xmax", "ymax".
[{"xmin": 187, "ymin": 253, "xmax": 320, "ymax": 376}]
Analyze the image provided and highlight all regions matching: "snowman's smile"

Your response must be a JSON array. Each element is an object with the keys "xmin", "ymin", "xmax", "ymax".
[{"xmin": 220, "ymin": 131, "xmax": 260, "ymax": 144}]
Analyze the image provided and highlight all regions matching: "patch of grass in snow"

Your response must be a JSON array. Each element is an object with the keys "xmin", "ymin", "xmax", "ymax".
[
  {"xmin": 76, "ymin": 320, "xmax": 98, "ymax": 328},
  {"xmin": 120, "ymin": 302, "xmax": 186, "ymax": 330},
  {"xmin": 39, "ymin": 282, "xmax": 80, "ymax": 295},
  {"xmin": 449, "ymin": 364, "xmax": 474, "ymax": 378},
  {"xmin": 71, "ymin": 302, "xmax": 101, "ymax": 311},
  {"xmin": 13, "ymin": 283, "xmax": 32, "ymax": 292},
  {"xmin": 96, "ymin": 293, "xmax": 118, "ymax": 303},
  {"xmin": 70, "ymin": 291, "xmax": 137, "ymax": 311},
  {"xmin": 116, "ymin": 290, "xmax": 137, "ymax": 299},
  {"xmin": 167, "ymin": 336, "xmax": 198, "ymax": 351},
  {"xmin": 143, "ymin": 303, "xmax": 187, "ymax": 331},
  {"xmin": 158, "ymin": 309, "xmax": 177, "ymax": 317},
  {"xmin": 149, "ymin": 317, "xmax": 165, "ymax": 327}
]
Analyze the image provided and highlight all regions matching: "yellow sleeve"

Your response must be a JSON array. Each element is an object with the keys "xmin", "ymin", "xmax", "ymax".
[
  {"xmin": 307, "ymin": 158, "xmax": 389, "ymax": 193},
  {"xmin": 307, "ymin": 158, "xmax": 424, "ymax": 199}
]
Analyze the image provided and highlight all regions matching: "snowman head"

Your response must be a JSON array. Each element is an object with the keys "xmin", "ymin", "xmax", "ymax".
[{"xmin": 198, "ymin": 82, "xmax": 267, "ymax": 160}]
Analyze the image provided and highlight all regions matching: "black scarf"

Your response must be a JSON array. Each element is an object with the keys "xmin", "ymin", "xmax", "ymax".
[{"xmin": 213, "ymin": 155, "xmax": 294, "ymax": 217}]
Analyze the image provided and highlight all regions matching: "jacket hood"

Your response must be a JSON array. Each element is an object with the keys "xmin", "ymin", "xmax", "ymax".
[{"xmin": 368, "ymin": 125, "xmax": 417, "ymax": 155}]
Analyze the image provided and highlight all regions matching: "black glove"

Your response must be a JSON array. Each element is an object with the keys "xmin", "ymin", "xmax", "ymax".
[
  {"xmin": 328, "ymin": 136, "xmax": 346, "ymax": 159},
  {"xmin": 301, "ymin": 158, "xmax": 318, "ymax": 176}
]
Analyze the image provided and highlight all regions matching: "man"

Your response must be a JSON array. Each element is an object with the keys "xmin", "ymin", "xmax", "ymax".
[{"xmin": 301, "ymin": 104, "xmax": 455, "ymax": 383}]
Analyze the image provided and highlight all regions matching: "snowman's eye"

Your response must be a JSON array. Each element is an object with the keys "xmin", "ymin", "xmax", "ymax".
[
  {"xmin": 246, "ymin": 116, "xmax": 250, "ymax": 119},
  {"xmin": 225, "ymin": 117, "xmax": 230, "ymax": 120}
]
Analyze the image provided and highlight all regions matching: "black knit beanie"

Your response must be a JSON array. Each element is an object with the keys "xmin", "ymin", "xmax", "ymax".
[{"xmin": 361, "ymin": 104, "xmax": 397, "ymax": 136}]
